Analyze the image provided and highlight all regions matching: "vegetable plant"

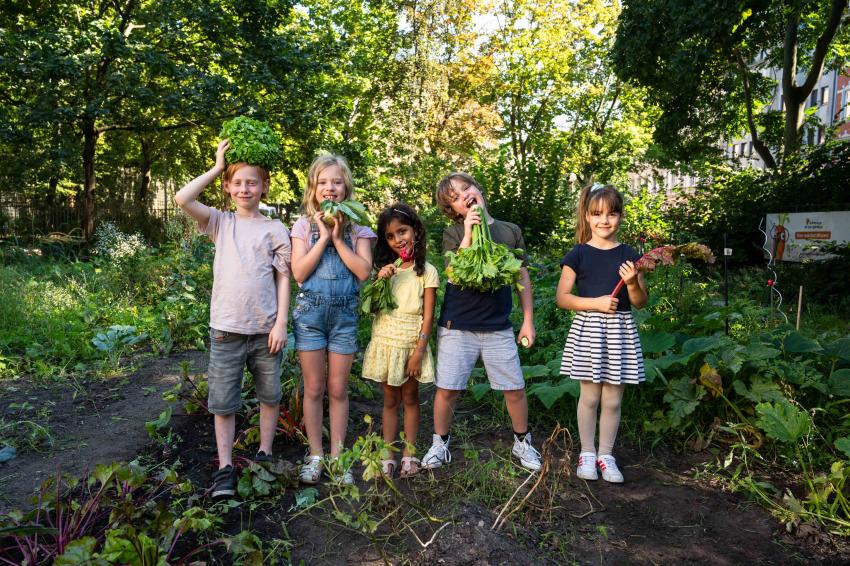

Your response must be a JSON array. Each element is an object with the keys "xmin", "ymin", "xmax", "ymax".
[
  {"xmin": 319, "ymin": 199, "xmax": 372, "ymax": 227},
  {"xmin": 611, "ymin": 243, "xmax": 715, "ymax": 296},
  {"xmin": 219, "ymin": 116, "xmax": 283, "ymax": 171},
  {"xmin": 360, "ymin": 248, "xmax": 413, "ymax": 315},
  {"xmin": 444, "ymin": 206, "xmax": 524, "ymax": 292}
]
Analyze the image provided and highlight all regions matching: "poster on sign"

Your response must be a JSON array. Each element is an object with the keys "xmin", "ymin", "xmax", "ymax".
[{"xmin": 763, "ymin": 212, "xmax": 850, "ymax": 262}]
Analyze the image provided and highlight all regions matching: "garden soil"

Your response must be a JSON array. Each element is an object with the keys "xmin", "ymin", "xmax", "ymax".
[{"xmin": 2, "ymin": 351, "xmax": 849, "ymax": 564}]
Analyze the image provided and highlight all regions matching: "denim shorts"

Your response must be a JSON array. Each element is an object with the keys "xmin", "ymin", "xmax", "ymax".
[
  {"xmin": 207, "ymin": 328, "xmax": 282, "ymax": 415},
  {"xmin": 292, "ymin": 291, "xmax": 359, "ymax": 355},
  {"xmin": 435, "ymin": 327, "xmax": 524, "ymax": 391}
]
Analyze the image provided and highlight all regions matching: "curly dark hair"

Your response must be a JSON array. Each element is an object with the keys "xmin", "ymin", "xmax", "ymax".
[{"xmin": 374, "ymin": 202, "xmax": 427, "ymax": 276}]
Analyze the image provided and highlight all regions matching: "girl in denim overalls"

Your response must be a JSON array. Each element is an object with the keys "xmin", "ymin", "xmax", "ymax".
[{"xmin": 290, "ymin": 154, "xmax": 375, "ymax": 485}]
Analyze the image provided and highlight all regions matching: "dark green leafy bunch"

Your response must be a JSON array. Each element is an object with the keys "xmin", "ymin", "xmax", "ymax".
[
  {"xmin": 219, "ymin": 116, "xmax": 283, "ymax": 171},
  {"xmin": 445, "ymin": 206, "xmax": 524, "ymax": 293},
  {"xmin": 320, "ymin": 199, "xmax": 373, "ymax": 227}
]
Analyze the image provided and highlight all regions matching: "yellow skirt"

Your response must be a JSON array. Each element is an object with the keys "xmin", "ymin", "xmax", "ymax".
[{"xmin": 362, "ymin": 311, "xmax": 434, "ymax": 386}]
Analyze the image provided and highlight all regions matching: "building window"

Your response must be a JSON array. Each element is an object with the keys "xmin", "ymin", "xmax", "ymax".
[
  {"xmin": 810, "ymin": 90, "xmax": 819, "ymax": 107},
  {"xmin": 748, "ymin": 141, "xmax": 754, "ymax": 155},
  {"xmin": 817, "ymin": 126, "xmax": 825, "ymax": 144},
  {"xmin": 821, "ymin": 86, "xmax": 829, "ymax": 106}
]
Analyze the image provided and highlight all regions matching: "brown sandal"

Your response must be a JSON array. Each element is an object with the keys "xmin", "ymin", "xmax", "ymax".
[{"xmin": 399, "ymin": 456, "xmax": 420, "ymax": 478}]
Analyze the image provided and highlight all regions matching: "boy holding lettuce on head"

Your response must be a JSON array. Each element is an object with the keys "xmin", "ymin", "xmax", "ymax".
[{"xmin": 422, "ymin": 172, "xmax": 541, "ymax": 472}]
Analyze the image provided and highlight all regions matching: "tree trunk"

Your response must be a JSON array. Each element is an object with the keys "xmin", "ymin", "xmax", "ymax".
[
  {"xmin": 137, "ymin": 137, "xmax": 153, "ymax": 205},
  {"xmin": 82, "ymin": 118, "xmax": 99, "ymax": 241}
]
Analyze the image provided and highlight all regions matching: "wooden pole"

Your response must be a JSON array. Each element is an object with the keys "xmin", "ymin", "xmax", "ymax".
[{"xmin": 796, "ymin": 285, "xmax": 803, "ymax": 330}]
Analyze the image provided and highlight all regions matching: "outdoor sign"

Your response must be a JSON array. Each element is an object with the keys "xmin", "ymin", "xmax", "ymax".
[{"xmin": 763, "ymin": 211, "xmax": 850, "ymax": 262}]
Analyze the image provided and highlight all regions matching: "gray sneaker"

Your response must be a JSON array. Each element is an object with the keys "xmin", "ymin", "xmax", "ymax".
[
  {"xmin": 422, "ymin": 434, "xmax": 451, "ymax": 469},
  {"xmin": 512, "ymin": 434, "xmax": 542, "ymax": 472}
]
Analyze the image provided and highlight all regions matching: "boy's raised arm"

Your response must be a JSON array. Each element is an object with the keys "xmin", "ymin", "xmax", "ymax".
[{"xmin": 175, "ymin": 140, "xmax": 230, "ymax": 227}]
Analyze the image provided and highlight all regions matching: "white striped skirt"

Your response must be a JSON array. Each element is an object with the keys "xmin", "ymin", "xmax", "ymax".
[{"xmin": 560, "ymin": 311, "xmax": 645, "ymax": 385}]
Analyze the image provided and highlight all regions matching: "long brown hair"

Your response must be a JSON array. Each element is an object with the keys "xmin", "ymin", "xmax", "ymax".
[{"xmin": 575, "ymin": 184, "xmax": 623, "ymax": 243}]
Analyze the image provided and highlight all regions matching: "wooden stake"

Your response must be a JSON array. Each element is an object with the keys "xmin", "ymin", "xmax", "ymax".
[{"xmin": 796, "ymin": 285, "xmax": 803, "ymax": 330}]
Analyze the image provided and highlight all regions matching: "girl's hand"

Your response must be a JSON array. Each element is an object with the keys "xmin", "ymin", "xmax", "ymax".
[
  {"xmin": 312, "ymin": 211, "xmax": 330, "ymax": 240},
  {"xmin": 377, "ymin": 264, "xmax": 396, "ymax": 279},
  {"xmin": 329, "ymin": 214, "xmax": 343, "ymax": 242},
  {"xmin": 405, "ymin": 351, "xmax": 423, "ymax": 378},
  {"xmin": 592, "ymin": 295, "xmax": 619, "ymax": 314},
  {"xmin": 619, "ymin": 260, "xmax": 639, "ymax": 286},
  {"xmin": 268, "ymin": 321, "xmax": 287, "ymax": 354},
  {"xmin": 214, "ymin": 139, "xmax": 230, "ymax": 173}
]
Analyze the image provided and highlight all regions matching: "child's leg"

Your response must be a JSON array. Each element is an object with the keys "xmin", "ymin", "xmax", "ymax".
[
  {"xmin": 598, "ymin": 383, "xmax": 625, "ymax": 456},
  {"xmin": 400, "ymin": 379, "xmax": 420, "ymax": 455},
  {"xmin": 503, "ymin": 389, "xmax": 528, "ymax": 433},
  {"xmin": 327, "ymin": 351, "xmax": 353, "ymax": 457},
  {"xmin": 258, "ymin": 403, "xmax": 279, "ymax": 455},
  {"xmin": 214, "ymin": 414, "xmax": 237, "ymax": 468},
  {"xmin": 433, "ymin": 388, "xmax": 461, "ymax": 436},
  {"xmin": 577, "ymin": 381, "xmax": 603, "ymax": 454},
  {"xmin": 382, "ymin": 383, "xmax": 402, "ymax": 446},
  {"xmin": 300, "ymin": 349, "xmax": 328, "ymax": 457}
]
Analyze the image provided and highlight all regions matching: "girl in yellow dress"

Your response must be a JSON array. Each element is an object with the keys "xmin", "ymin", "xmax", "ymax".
[{"xmin": 362, "ymin": 203, "xmax": 438, "ymax": 477}]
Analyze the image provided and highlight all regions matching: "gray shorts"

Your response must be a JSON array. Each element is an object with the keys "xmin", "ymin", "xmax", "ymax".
[
  {"xmin": 207, "ymin": 328, "xmax": 282, "ymax": 415},
  {"xmin": 435, "ymin": 327, "xmax": 524, "ymax": 391}
]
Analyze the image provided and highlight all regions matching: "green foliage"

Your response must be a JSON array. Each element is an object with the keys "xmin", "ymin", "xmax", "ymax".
[
  {"xmin": 220, "ymin": 117, "xmax": 284, "ymax": 171},
  {"xmin": 444, "ymin": 207, "xmax": 524, "ymax": 292}
]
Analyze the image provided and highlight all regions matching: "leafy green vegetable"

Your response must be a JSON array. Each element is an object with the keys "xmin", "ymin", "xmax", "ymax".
[
  {"xmin": 444, "ymin": 206, "xmax": 524, "ymax": 292},
  {"xmin": 320, "ymin": 199, "xmax": 373, "ymax": 227},
  {"xmin": 219, "ymin": 116, "xmax": 283, "ymax": 171},
  {"xmin": 361, "ymin": 258, "xmax": 402, "ymax": 315}
]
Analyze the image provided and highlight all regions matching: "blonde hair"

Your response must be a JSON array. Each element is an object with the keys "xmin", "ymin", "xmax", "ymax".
[
  {"xmin": 301, "ymin": 154, "xmax": 354, "ymax": 217},
  {"xmin": 575, "ymin": 184, "xmax": 624, "ymax": 243},
  {"xmin": 435, "ymin": 171, "xmax": 489, "ymax": 223},
  {"xmin": 222, "ymin": 162, "xmax": 270, "ymax": 198}
]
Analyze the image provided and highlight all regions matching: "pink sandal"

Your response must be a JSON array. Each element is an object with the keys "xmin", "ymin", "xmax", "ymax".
[
  {"xmin": 399, "ymin": 456, "xmax": 420, "ymax": 478},
  {"xmin": 381, "ymin": 459, "xmax": 397, "ymax": 478}
]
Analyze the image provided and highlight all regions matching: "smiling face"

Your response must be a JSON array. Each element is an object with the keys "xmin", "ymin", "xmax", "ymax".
[
  {"xmin": 316, "ymin": 164, "xmax": 348, "ymax": 204},
  {"xmin": 384, "ymin": 218, "xmax": 415, "ymax": 260},
  {"xmin": 585, "ymin": 202, "xmax": 622, "ymax": 242},
  {"xmin": 446, "ymin": 178, "xmax": 486, "ymax": 219},
  {"xmin": 223, "ymin": 164, "xmax": 267, "ymax": 213}
]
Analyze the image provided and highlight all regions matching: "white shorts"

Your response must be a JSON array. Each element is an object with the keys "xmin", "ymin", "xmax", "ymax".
[{"xmin": 435, "ymin": 327, "xmax": 524, "ymax": 391}]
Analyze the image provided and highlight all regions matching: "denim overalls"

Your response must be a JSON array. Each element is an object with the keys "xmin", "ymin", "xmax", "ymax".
[{"xmin": 293, "ymin": 226, "xmax": 360, "ymax": 354}]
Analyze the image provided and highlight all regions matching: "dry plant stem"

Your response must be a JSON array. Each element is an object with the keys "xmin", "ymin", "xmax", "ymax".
[
  {"xmin": 380, "ymin": 475, "xmax": 445, "ymax": 523},
  {"xmin": 405, "ymin": 521, "xmax": 450, "ymax": 548},
  {"xmin": 492, "ymin": 424, "xmax": 573, "ymax": 531}
]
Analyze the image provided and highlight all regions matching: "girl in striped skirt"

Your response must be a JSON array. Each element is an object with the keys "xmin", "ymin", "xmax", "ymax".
[{"xmin": 556, "ymin": 183, "xmax": 648, "ymax": 483}]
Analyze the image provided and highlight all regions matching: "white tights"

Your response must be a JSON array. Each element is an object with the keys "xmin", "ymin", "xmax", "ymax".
[{"xmin": 577, "ymin": 381, "xmax": 624, "ymax": 456}]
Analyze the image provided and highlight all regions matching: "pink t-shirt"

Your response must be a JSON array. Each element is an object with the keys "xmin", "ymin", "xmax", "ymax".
[
  {"xmin": 290, "ymin": 217, "xmax": 376, "ymax": 252},
  {"xmin": 200, "ymin": 209, "xmax": 291, "ymax": 334}
]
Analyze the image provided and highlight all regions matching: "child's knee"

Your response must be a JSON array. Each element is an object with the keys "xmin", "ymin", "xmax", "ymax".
[
  {"xmin": 383, "ymin": 386, "xmax": 402, "ymax": 408},
  {"xmin": 327, "ymin": 381, "xmax": 349, "ymax": 403},
  {"xmin": 401, "ymin": 387, "xmax": 419, "ymax": 407}
]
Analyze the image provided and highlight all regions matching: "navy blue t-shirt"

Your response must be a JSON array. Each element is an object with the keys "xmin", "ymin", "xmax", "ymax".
[
  {"xmin": 438, "ymin": 219, "xmax": 526, "ymax": 331},
  {"xmin": 560, "ymin": 243, "xmax": 641, "ymax": 311}
]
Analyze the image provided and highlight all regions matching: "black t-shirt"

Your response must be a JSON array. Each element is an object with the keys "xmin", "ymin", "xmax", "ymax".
[
  {"xmin": 438, "ymin": 219, "xmax": 527, "ymax": 331},
  {"xmin": 560, "ymin": 243, "xmax": 641, "ymax": 311}
]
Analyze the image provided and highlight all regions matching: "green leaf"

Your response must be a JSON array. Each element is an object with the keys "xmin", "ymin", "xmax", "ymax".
[
  {"xmin": 663, "ymin": 377, "xmax": 705, "ymax": 426},
  {"xmin": 521, "ymin": 365, "xmax": 550, "ymax": 378},
  {"xmin": 824, "ymin": 337, "xmax": 850, "ymax": 361},
  {"xmin": 292, "ymin": 487, "xmax": 319, "ymax": 511},
  {"xmin": 783, "ymin": 332, "xmax": 822, "ymax": 354},
  {"xmin": 144, "ymin": 407, "xmax": 172, "ymax": 437},
  {"xmin": 469, "ymin": 382, "xmax": 492, "ymax": 401},
  {"xmin": 732, "ymin": 377, "xmax": 786, "ymax": 404},
  {"xmin": 681, "ymin": 335, "xmax": 724, "ymax": 355},
  {"xmin": 755, "ymin": 401, "xmax": 811, "ymax": 443},
  {"xmin": 641, "ymin": 331, "xmax": 676, "ymax": 354},
  {"xmin": 55, "ymin": 537, "xmax": 100, "ymax": 565},
  {"xmin": 527, "ymin": 379, "xmax": 579, "ymax": 408},
  {"xmin": 741, "ymin": 343, "xmax": 781, "ymax": 361},
  {"xmin": 828, "ymin": 369, "xmax": 850, "ymax": 397},
  {"xmin": 835, "ymin": 438, "xmax": 850, "ymax": 460}
]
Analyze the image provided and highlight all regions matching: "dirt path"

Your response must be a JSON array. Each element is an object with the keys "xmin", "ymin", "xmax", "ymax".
[
  {"xmin": 0, "ymin": 351, "xmax": 206, "ymax": 513},
  {"xmin": 1, "ymin": 352, "xmax": 847, "ymax": 563}
]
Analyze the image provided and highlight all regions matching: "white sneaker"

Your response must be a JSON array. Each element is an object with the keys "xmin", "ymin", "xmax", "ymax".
[
  {"xmin": 422, "ymin": 434, "xmax": 451, "ymax": 469},
  {"xmin": 512, "ymin": 434, "xmax": 542, "ymax": 472},
  {"xmin": 576, "ymin": 451, "xmax": 598, "ymax": 480},
  {"xmin": 597, "ymin": 454, "xmax": 624, "ymax": 483},
  {"xmin": 299, "ymin": 455, "xmax": 323, "ymax": 484}
]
